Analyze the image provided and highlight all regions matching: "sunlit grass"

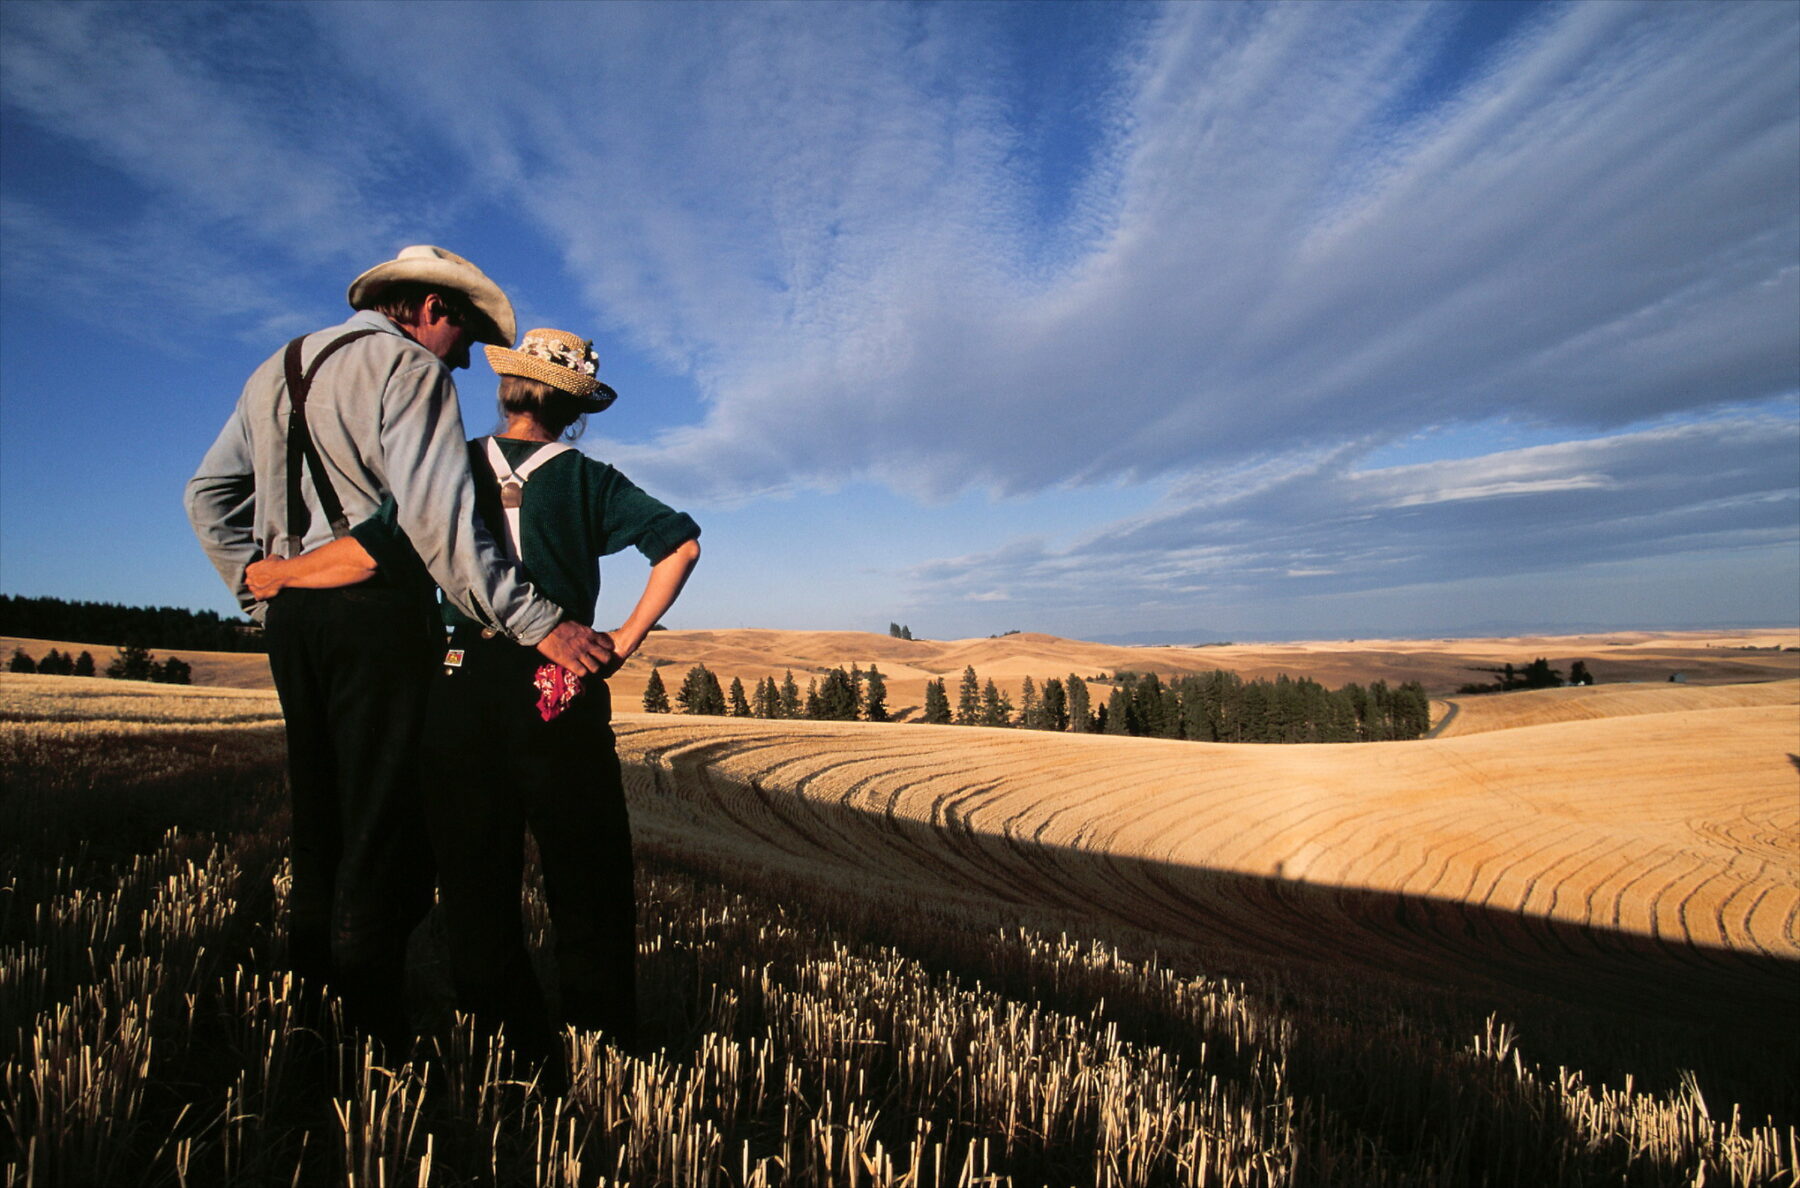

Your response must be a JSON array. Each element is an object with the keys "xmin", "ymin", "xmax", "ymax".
[{"xmin": 1, "ymin": 680, "xmax": 1793, "ymax": 1185}]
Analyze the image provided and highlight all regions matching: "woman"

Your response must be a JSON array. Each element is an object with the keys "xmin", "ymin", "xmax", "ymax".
[{"xmin": 248, "ymin": 328, "xmax": 700, "ymax": 1056}]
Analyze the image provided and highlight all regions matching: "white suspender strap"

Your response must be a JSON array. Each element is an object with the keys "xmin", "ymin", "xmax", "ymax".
[{"xmin": 483, "ymin": 437, "xmax": 573, "ymax": 561}]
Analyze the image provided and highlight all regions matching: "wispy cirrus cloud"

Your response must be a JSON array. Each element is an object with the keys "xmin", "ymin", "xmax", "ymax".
[
  {"xmin": 2, "ymin": 1, "xmax": 1792, "ymax": 635},
  {"xmin": 312, "ymin": 1, "xmax": 1799, "ymax": 507},
  {"xmin": 904, "ymin": 410, "xmax": 1800, "ymax": 614},
  {"xmin": 10, "ymin": 1, "xmax": 1794, "ymax": 507},
  {"xmin": 0, "ymin": 3, "xmax": 400, "ymax": 267}
]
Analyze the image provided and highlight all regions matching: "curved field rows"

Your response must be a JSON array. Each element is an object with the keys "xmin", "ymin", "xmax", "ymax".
[
  {"xmin": 615, "ymin": 703, "xmax": 1799, "ymax": 1021},
  {"xmin": 1431, "ymin": 678, "xmax": 1799, "ymax": 737}
]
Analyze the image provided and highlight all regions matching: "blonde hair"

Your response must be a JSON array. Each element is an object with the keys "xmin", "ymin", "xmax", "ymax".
[{"xmin": 497, "ymin": 375, "xmax": 587, "ymax": 441}]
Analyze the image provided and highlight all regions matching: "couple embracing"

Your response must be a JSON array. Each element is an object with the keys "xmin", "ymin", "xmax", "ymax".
[{"xmin": 186, "ymin": 246, "xmax": 700, "ymax": 1060}]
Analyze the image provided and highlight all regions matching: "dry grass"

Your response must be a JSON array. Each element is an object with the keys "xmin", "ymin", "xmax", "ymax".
[
  {"xmin": 2, "ymin": 669, "xmax": 1795, "ymax": 1185},
  {"xmin": 0, "ymin": 638, "xmax": 273, "ymax": 691},
  {"xmin": 13, "ymin": 625, "xmax": 1795, "ymax": 713},
  {"xmin": 1430, "ymin": 677, "xmax": 1800, "ymax": 736},
  {"xmin": 610, "ymin": 680, "xmax": 1799, "ymax": 974}
]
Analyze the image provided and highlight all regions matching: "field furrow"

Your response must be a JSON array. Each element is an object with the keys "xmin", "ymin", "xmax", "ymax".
[{"xmin": 614, "ymin": 698, "xmax": 1799, "ymax": 1022}]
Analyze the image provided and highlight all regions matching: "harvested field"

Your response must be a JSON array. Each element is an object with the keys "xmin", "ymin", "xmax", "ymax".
[
  {"xmin": 0, "ymin": 635, "xmax": 272, "ymax": 690},
  {"xmin": 11, "ymin": 625, "xmax": 1796, "ymax": 711},
  {"xmin": 614, "ymin": 681, "xmax": 1800, "ymax": 1027},
  {"xmin": 3, "ymin": 667, "xmax": 1796, "ymax": 1185},
  {"xmin": 619, "ymin": 627, "xmax": 1800, "ymax": 715},
  {"xmin": 1430, "ymin": 677, "xmax": 1800, "ymax": 736}
]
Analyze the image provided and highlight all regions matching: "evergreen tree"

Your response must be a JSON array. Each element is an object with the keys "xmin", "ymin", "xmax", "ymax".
[
  {"xmin": 151, "ymin": 656, "xmax": 192, "ymax": 685},
  {"xmin": 1393, "ymin": 681, "xmax": 1431, "ymax": 739},
  {"xmin": 1041, "ymin": 677, "xmax": 1068, "ymax": 732},
  {"xmin": 73, "ymin": 651, "xmax": 95, "ymax": 677},
  {"xmin": 728, "ymin": 677, "xmax": 750, "ymax": 717},
  {"xmin": 922, "ymin": 678, "xmax": 951, "ymax": 724},
  {"xmin": 642, "ymin": 668, "xmax": 671, "ymax": 713},
  {"xmin": 106, "ymin": 643, "xmax": 155, "ymax": 681},
  {"xmin": 848, "ymin": 664, "xmax": 866, "ymax": 717},
  {"xmin": 1130, "ymin": 672, "xmax": 1170, "ymax": 737},
  {"xmin": 753, "ymin": 675, "xmax": 781, "ymax": 718},
  {"xmin": 1018, "ymin": 676, "xmax": 1040, "ymax": 729},
  {"xmin": 1521, "ymin": 658, "xmax": 1564, "ymax": 689},
  {"xmin": 1103, "ymin": 685, "xmax": 1130, "ymax": 734},
  {"xmin": 817, "ymin": 668, "xmax": 859, "ymax": 720},
  {"xmin": 955, "ymin": 665, "xmax": 981, "ymax": 725},
  {"xmin": 9, "ymin": 649, "xmax": 35, "ymax": 674},
  {"xmin": 677, "ymin": 664, "xmax": 726, "ymax": 715},
  {"xmin": 864, "ymin": 665, "xmax": 888, "ymax": 722},
  {"xmin": 979, "ymin": 679, "xmax": 1013, "ymax": 727},
  {"xmin": 780, "ymin": 670, "xmax": 801, "ymax": 718},
  {"xmin": 804, "ymin": 678, "xmax": 822, "ymax": 719},
  {"xmin": 1569, "ymin": 660, "xmax": 1594, "ymax": 686},
  {"xmin": 1066, "ymin": 674, "xmax": 1091, "ymax": 732}
]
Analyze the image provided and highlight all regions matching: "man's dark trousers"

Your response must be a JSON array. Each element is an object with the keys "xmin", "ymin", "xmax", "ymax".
[{"xmin": 266, "ymin": 584, "xmax": 440, "ymax": 1049}]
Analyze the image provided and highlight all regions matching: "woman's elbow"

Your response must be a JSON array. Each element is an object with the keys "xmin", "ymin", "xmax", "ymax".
[{"xmin": 675, "ymin": 537, "xmax": 701, "ymax": 564}]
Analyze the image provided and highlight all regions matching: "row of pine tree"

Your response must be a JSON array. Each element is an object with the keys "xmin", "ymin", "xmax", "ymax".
[
  {"xmin": 643, "ymin": 663, "xmax": 892, "ymax": 721},
  {"xmin": 8, "ymin": 643, "xmax": 192, "ymax": 684},
  {"xmin": 640, "ymin": 662, "xmax": 1430, "ymax": 742}
]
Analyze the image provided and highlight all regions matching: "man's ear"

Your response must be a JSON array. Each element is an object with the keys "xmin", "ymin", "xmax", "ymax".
[{"xmin": 419, "ymin": 292, "xmax": 449, "ymax": 325}]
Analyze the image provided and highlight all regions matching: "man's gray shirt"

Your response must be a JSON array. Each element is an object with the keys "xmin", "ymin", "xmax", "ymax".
[{"xmin": 185, "ymin": 310, "xmax": 562, "ymax": 644}]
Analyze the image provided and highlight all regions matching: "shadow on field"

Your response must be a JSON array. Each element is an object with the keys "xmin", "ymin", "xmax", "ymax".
[{"xmin": 625, "ymin": 740, "xmax": 1800, "ymax": 1124}]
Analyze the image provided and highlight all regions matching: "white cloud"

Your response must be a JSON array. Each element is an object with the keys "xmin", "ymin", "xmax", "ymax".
[
  {"xmin": 902, "ymin": 411, "xmax": 1800, "ymax": 619},
  {"xmin": 315, "ymin": 0, "xmax": 1800, "ymax": 506},
  {"xmin": 13, "ymin": 1, "xmax": 1790, "ymax": 506},
  {"xmin": 0, "ymin": 3, "xmax": 399, "ymax": 267}
]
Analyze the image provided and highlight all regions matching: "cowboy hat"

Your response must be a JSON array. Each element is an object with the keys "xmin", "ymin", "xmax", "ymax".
[
  {"xmin": 346, "ymin": 245, "xmax": 517, "ymax": 347},
  {"xmin": 486, "ymin": 328, "xmax": 618, "ymax": 411}
]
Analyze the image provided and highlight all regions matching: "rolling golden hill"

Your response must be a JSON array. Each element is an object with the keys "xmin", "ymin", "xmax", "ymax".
[{"xmin": 5, "ymin": 627, "xmax": 1794, "ymax": 1027}]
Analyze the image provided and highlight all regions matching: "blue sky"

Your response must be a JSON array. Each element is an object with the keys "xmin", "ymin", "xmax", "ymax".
[{"xmin": 2, "ymin": 0, "xmax": 1795, "ymax": 642}]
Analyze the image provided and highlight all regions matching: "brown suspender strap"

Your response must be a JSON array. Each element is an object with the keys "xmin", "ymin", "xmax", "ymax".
[{"xmin": 282, "ymin": 328, "xmax": 380, "ymax": 557}]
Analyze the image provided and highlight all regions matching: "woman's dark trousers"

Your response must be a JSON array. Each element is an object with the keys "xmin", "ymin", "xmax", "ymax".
[{"xmin": 423, "ymin": 631, "xmax": 637, "ymax": 1059}]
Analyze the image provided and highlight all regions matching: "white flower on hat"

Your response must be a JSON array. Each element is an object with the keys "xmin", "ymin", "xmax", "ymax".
[{"xmin": 521, "ymin": 333, "xmax": 598, "ymax": 378}]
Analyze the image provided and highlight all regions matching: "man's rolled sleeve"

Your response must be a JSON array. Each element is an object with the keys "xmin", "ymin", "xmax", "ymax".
[
  {"xmin": 377, "ymin": 361, "xmax": 562, "ymax": 644},
  {"xmin": 185, "ymin": 406, "xmax": 266, "ymax": 621}
]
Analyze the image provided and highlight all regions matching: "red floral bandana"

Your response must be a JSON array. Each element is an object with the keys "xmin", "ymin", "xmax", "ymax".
[{"xmin": 533, "ymin": 663, "xmax": 583, "ymax": 721}]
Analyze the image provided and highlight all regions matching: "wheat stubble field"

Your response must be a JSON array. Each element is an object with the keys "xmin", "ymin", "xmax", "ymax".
[
  {"xmin": 615, "ymin": 683, "xmax": 1800, "ymax": 1022},
  {"xmin": 3, "ymin": 627, "xmax": 1797, "ymax": 1186}
]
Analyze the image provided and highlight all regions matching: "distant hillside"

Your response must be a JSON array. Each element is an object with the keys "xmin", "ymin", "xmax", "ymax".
[{"xmin": 5, "ymin": 622, "xmax": 1793, "ymax": 709}]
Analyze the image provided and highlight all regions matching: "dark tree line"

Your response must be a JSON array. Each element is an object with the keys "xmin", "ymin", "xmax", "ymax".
[
  {"xmin": 921, "ymin": 665, "xmax": 1428, "ymax": 742},
  {"xmin": 647, "ymin": 663, "xmax": 889, "ymax": 721},
  {"xmin": 1457, "ymin": 657, "xmax": 1591, "ymax": 695},
  {"xmin": 9, "ymin": 643, "xmax": 191, "ymax": 684},
  {"xmin": 637, "ymin": 660, "xmax": 1429, "ymax": 741},
  {"xmin": 0, "ymin": 594, "xmax": 264, "ymax": 653},
  {"xmin": 1098, "ymin": 670, "xmax": 1429, "ymax": 742}
]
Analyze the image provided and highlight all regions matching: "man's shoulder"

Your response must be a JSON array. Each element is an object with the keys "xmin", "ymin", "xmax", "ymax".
[{"xmin": 309, "ymin": 314, "xmax": 446, "ymax": 394}]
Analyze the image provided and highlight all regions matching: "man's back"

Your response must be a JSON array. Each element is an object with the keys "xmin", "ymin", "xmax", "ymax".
[{"xmin": 186, "ymin": 310, "xmax": 559, "ymax": 643}]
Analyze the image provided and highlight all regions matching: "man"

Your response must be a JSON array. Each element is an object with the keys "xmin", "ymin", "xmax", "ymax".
[{"xmin": 185, "ymin": 245, "xmax": 614, "ymax": 1047}]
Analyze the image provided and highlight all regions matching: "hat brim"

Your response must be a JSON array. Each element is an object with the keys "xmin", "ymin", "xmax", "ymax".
[
  {"xmin": 485, "ymin": 345, "xmax": 617, "ymax": 411},
  {"xmin": 348, "ymin": 256, "xmax": 516, "ymax": 347}
]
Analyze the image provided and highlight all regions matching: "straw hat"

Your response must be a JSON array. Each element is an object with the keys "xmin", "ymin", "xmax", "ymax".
[
  {"xmin": 346, "ymin": 245, "xmax": 517, "ymax": 347},
  {"xmin": 485, "ymin": 328, "xmax": 617, "ymax": 411}
]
